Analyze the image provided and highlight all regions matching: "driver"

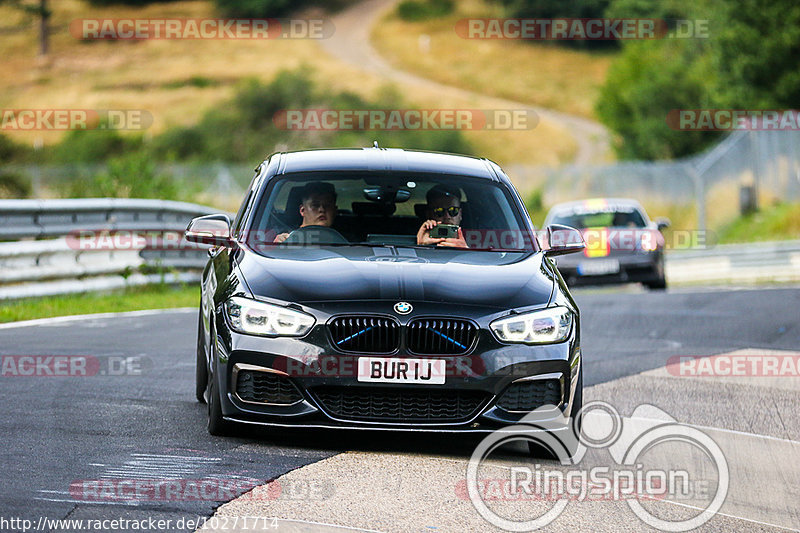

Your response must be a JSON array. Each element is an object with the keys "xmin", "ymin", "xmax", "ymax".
[
  {"xmin": 274, "ymin": 181, "xmax": 338, "ymax": 243},
  {"xmin": 416, "ymin": 185, "xmax": 468, "ymax": 248}
]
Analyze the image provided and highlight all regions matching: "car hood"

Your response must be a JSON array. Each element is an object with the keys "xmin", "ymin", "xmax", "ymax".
[{"xmin": 236, "ymin": 246, "xmax": 554, "ymax": 310}]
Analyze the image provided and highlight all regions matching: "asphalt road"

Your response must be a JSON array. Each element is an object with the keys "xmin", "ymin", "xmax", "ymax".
[{"xmin": 1, "ymin": 285, "xmax": 798, "ymax": 532}]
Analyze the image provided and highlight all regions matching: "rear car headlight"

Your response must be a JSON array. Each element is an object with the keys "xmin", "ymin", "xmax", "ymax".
[
  {"xmin": 640, "ymin": 231, "xmax": 659, "ymax": 252},
  {"xmin": 225, "ymin": 296, "xmax": 315, "ymax": 337},
  {"xmin": 490, "ymin": 306, "xmax": 573, "ymax": 344}
]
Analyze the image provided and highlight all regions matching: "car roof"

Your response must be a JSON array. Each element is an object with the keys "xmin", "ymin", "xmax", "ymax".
[
  {"xmin": 547, "ymin": 198, "xmax": 647, "ymax": 215},
  {"xmin": 272, "ymin": 147, "xmax": 500, "ymax": 180}
]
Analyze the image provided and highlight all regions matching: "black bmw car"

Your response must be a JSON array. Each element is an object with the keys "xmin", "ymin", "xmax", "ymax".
[{"xmin": 186, "ymin": 147, "xmax": 585, "ymax": 447}]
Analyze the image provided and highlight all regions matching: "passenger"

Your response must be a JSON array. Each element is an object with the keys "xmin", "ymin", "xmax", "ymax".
[
  {"xmin": 416, "ymin": 185, "xmax": 469, "ymax": 248},
  {"xmin": 274, "ymin": 182, "xmax": 338, "ymax": 243}
]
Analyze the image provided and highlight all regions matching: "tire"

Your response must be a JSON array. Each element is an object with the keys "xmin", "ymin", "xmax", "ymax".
[
  {"xmin": 528, "ymin": 365, "xmax": 583, "ymax": 460},
  {"xmin": 645, "ymin": 258, "xmax": 667, "ymax": 290},
  {"xmin": 195, "ymin": 310, "xmax": 208, "ymax": 403},
  {"xmin": 207, "ymin": 372, "xmax": 231, "ymax": 436}
]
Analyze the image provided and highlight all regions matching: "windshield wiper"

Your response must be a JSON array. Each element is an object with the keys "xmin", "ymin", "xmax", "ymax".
[
  {"xmin": 264, "ymin": 241, "xmax": 532, "ymax": 252},
  {"xmin": 455, "ymin": 247, "xmax": 531, "ymax": 252}
]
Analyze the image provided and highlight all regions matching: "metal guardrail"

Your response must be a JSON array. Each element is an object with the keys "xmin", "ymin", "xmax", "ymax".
[
  {"xmin": 665, "ymin": 240, "xmax": 800, "ymax": 285},
  {"xmin": 0, "ymin": 199, "xmax": 797, "ymax": 300},
  {"xmin": 0, "ymin": 198, "xmax": 220, "ymax": 240},
  {"xmin": 0, "ymin": 199, "xmax": 219, "ymax": 300}
]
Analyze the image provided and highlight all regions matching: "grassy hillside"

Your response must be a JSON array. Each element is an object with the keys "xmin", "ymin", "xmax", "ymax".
[
  {"xmin": 0, "ymin": 0, "xmax": 577, "ymax": 170},
  {"xmin": 372, "ymin": 0, "xmax": 615, "ymax": 120},
  {"xmin": 0, "ymin": 1, "xmax": 378, "ymax": 146}
]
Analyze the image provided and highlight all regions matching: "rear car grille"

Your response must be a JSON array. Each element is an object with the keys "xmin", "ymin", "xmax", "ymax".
[
  {"xmin": 407, "ymin": 319, "xmax": 477, "ymax": 355},
  {"xmin": 329, "ymin": 316, "xmax": 400, "ymax": 353},
  {"xmin": 235, "ymin": 369, "xmax": 303, "ymax": 405},
  {"xmin": 496, "ymin": 379, "xmax": 562, "ymax": 412},
  {"xmin": 312, "ymin": 387, "xmax": 488, "ymax": 422}
]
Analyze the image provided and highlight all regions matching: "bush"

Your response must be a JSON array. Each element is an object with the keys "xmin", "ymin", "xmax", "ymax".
[
  {"xmin": 87, "ymin": 0, "xmax": 180, "ymax": 5},
  {"xmin": 0, "ymin": 134, "xmax": 31, "ymax": 162},
  {"xmin": 496, "ymin": 0, "xmax": 612, "ymax": 48},
  {"xmin": 48, "ymin": 129, "xmax": 142, "ymax": 164},
  {"xmin": 149, "ymin": 67, "xmax": 473, "ymax": 162},
  {"xmin": 214, "ymin": 0, "xmax": 306, "ymax": 17},
  {"xmin": 498, "ymin": 0, "xmax": 609, "ymax": 19},
  {"xmin": 396, "ymin": 0, "xmax": 454, "ymax": 21},
  {"xmin": 63, "ymin": 152, "xmax": 179, "ymax": 199},
  {"xmin": 0, "ymin": 172, "xmax": 33, "ymax": 199}
]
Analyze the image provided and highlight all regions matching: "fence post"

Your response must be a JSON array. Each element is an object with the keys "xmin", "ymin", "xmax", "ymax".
[
  {"xmin": 749, "ymin": 130, "xmax": 761, "ymax": 210},
  {"xmin": 687, "ymin": 163, "xmax": 706, "ymax": 233}
]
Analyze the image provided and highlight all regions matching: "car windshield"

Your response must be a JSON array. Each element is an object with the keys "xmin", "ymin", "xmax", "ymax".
[
  {"xmin": 247, "ymin": 172, "xmax": 535, "ymax": 251},
  {"xmin": 550, "ymin": 207, "xmax": 647, "ymax": 229}
]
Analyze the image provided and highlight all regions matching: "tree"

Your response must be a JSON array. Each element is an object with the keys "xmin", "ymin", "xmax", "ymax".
[
  {"xmin": 595, "ymin": 38, "xmax": 719, "ymax": 159},
  {"xmin": 595, "ymin": 0, "xmax": 800, "ymax": 159},
  {"xmin": 712, "ymin": 0, "xmax": 800, "ymax": 108}
]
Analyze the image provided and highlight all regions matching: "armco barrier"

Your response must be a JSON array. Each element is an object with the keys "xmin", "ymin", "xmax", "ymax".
[
  {"xmin": 0, "ymin": 199, "xmax": 219, "ymax": 300},
  {"xmin": 1, "ymin": 199, "xmax": 798, "ymax": 299},
  {"xmin": 665, "ymin": 239, "xmax": 800, "ymax": 285}
]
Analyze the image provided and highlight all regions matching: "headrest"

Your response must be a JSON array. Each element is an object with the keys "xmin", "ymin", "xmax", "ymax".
[{"xmin": 284, "ymin": 186, "xmax": 305, "ymax": 227}]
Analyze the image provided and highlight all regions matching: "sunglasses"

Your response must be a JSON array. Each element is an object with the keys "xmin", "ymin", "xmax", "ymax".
[{"xmin": 432, "ymin": 206, "xmax": 461, "ymax": 217}]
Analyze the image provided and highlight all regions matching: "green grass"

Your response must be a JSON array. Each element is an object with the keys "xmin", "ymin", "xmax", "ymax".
[
  {"xmin": 717, "ymin": 203, "xmax": 800, "ymax": 244},
  {"xmin": 0, "ymin": 284, "xmax": 199, "ymax": 324}
]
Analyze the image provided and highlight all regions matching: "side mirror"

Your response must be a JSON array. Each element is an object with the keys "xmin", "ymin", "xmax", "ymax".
[
  {"xmin": 185, "ymin": 214, "xmax": 234, "ymax": 247},
  {"xmin": 656, "ymin": 217, "xmax": 671, "ymax": 231},
  {"xmin": 543, "ymin": 224, "xmax": 585, "ymax": 256}
]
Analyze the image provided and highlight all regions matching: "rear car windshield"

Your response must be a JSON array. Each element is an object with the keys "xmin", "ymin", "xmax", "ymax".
[
  {"xmin": 550, "ymin": 208, "xmax": 647, "ymax": 229},
  {"xmin": 246, "ymin": 172, "xmax": 536, "ymax": 250}
]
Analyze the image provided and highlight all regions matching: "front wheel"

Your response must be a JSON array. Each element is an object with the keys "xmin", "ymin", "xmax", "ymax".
[
  {"xmin": 207, "ymin": 373, "xmax": 231, "ymax": 436},
  {"xmin": 195, "ymin": 310, "xmax": 208, "ymax": 403}
]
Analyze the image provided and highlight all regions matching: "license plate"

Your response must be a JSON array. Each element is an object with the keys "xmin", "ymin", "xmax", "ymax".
[
  {"xmin": 578, "ymin": 259, "xmax": 620, "ymax": 276},
  {"xmin": 357, "ymin": 357, "xmax": 446, "ymax": 384}
]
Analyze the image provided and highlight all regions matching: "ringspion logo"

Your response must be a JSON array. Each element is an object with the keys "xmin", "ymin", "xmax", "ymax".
[{"xmin": 466, "ymin": 402, "xmax": 728, "ymax": 531}]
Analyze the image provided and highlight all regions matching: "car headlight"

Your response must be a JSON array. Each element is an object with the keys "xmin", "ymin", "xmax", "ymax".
[
  {"xmin": 490, "ymin": 306, "xmax": 573, "ymax": 344},
  {"xmin": 225, "ymin": 296, "xmax": 315, "ymax": 337}
]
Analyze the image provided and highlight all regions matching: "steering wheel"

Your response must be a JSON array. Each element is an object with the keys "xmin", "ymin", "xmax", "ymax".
[{"xmin": 283, "ymin": 225, "xmax": 348, "ymax": 245}]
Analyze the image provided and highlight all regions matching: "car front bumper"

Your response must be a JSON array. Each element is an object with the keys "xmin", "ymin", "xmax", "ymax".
[{"xmin": 212, "ymin": 325, "xmax": 581, "ymax": 434}]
